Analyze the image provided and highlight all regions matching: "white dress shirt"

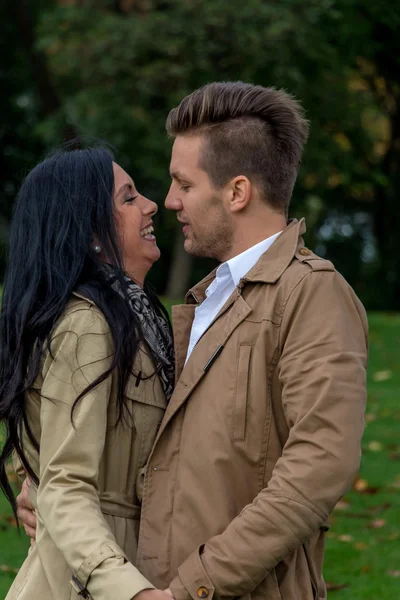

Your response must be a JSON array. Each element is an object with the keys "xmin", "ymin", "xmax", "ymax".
[{"xmin": 185, "ymin": 231, "xmax": 282, "ymax": 362}]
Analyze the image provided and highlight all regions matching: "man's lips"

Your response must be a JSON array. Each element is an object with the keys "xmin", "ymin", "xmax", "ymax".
[{"xmin": 178, "ymin": 219, "xmax": 189, "ymax": 233}]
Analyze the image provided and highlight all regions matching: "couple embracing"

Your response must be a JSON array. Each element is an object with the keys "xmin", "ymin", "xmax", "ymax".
[{"xmin": 0, "ymin": 82, "xmax": 368, "ymax": 600}]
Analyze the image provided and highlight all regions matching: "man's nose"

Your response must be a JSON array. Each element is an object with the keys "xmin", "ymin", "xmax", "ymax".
[{"xmin": 165, "ymin": 185, "xmax": 182, "ymax": 211}]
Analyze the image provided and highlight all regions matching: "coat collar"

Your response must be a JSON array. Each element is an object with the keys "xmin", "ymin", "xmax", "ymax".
[
  {"xmin": 242, "ymin": 218, "xmax": 306, "ymax": 285},
  {"xmin": 185, "ymin": 218, "xmax": 306, "ymax": 304},
  {"xmin": 71, "ymin": 290, "xmax": 93, "ymax": 303}
]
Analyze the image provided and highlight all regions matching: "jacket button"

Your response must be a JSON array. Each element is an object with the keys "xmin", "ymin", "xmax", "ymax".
[
  {"xmin": 299, "ymin": 247, "xmax": 311, "ymax": 256},
  {"xmin": 197, "ymin": 587, "xmax": 209, "ymax": 598}
]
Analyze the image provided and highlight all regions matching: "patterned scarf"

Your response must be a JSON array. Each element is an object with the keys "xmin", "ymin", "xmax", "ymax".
[{"xmin": 102, "ymin": 265, "xmax": 175, "ymax": 402}]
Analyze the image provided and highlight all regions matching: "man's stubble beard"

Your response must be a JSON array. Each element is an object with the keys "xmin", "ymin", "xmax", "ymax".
[{"xmin": 184, "ymin": 210, "xmax": 234, "ymax": 262}]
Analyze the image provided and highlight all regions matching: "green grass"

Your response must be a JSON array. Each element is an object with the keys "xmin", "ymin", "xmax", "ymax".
[
  {"xmin": 1, "ymin": 312, "xmax": 400, "ymax": 598},
  {"xmin": 0, "ymin": 464, "xmax": 29, "ymax": 597},
  {"xmin": 322, "ymin": 313, "xmax": 400, "ymax": 598}
]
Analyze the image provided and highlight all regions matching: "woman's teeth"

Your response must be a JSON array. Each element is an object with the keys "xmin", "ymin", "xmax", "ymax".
[{"xmin": 140, "ymin": 225, "xmax": 154, "ymax": 238}]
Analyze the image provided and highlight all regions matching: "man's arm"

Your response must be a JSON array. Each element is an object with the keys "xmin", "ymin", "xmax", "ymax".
[{"xmin": 169, "ymin": 270, "xmax": 368, "ymax": 600}]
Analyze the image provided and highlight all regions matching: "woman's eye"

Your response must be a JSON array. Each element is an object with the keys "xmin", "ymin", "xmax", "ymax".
[{"xmin": 125, "ymin": 195, "xmax": 138, "ymax": 204}]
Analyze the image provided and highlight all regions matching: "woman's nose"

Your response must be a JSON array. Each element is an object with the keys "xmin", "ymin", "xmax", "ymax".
[{"xmin": 142, "ymin": 196, "xmax": 158, "ymax": 216}]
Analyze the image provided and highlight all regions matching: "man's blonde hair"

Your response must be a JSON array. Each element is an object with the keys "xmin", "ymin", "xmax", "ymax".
[{"xmin": 166, "ymin": 81, "xmax": 309, "ymax": 214}]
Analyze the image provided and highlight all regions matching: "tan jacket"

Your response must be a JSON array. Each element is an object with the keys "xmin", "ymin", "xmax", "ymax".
[
  {"xmin": 7, "ymin": 293, "xmax": 166, "ymax": 600},
  {"xmin": 136, "ymin": 219, "xmax": 368, "ymax": 600}
]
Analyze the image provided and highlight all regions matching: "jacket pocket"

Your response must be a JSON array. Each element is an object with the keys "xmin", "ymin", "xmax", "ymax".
[{"xmin": 232, "ymin": 344, "xmax": 252, "ymax": 442}]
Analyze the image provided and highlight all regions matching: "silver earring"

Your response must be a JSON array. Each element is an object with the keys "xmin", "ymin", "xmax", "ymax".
[{"xmin": 93, "ymin": 244, "xmax": 101, "ymax": 254}]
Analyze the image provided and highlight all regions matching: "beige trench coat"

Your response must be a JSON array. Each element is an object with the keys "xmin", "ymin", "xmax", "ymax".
[
  {"xmin": 136, "ymin": 219, "xmax": 368, "ymax": 600},
  {"xmin": 7, "ymin": 292, "xmax": 166, "ymax": 600}
]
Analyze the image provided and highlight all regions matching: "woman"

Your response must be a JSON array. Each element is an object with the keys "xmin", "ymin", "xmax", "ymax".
[{"xmin": 0, "ymin": 147, "xmax": 174, "ymax": 600}]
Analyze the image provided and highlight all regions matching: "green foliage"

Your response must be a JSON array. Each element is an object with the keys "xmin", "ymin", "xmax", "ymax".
[
  {"xmin": 1, "ymin": 0, "xmax": 400, "ymax": 304},
  {"xmin": 0, "ymin": 3, "xmax": 45, "ymax": 277},
  {"xmin": 33, "ymin": 0, "xmax": 399, "ymax": 303},
  {"xmin": 35, "ymin": 0, "xmax": 375, "ymax": 196}
]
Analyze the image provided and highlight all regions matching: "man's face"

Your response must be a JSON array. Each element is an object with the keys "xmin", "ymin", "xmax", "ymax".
[{"xmin": 165, "ymin": 135, "xmax": 234, "ymax": 262}]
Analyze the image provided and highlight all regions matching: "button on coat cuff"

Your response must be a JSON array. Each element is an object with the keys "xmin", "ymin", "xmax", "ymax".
[{"xmin": 170, "ymin": 546, "xmax": 215, "ymax": 600}]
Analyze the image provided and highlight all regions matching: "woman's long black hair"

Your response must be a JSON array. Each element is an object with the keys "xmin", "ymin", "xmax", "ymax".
[{"xmin": 0, "ymin": 146, "xmax": 170, "ymax": 517}]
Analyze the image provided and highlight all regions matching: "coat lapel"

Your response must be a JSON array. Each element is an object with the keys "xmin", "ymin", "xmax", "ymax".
[
  {"xmin": 171, "ymin": 304, "xmax": 196, "ymax": 382},
  {"xmin": 170, "ymin": 267, "xmax": 219, "ymax": 382},
  {"xmin": 154, "ymin": 292, "xmax": 252, "ymax": 443}
]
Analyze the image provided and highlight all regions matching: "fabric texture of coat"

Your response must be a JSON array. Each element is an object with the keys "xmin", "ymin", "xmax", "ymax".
[
  {"xmin": 136, "ymin": 219, "xmax": 368, "ymax": 600},
  {"xmin": 7, "ymin": 292, "xmax": 166, "ymax": 600}
]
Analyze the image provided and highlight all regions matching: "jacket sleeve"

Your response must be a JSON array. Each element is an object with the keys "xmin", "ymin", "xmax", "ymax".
[
  {"xmin": 169, "ymin": 269, "xmax": 368, "ymax": 600},
  {"xmin": 36, "ymin": 307, "xmax": 154, "ymax": 600},
  {"xmin": 12, "ymin": 451, "xmax": 26, "ymax": 483}
]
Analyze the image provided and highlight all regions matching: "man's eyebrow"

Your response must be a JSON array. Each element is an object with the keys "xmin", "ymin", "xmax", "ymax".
[{"xmin": 170, "ymin": 170, "xmax": 186, "ymax": 180}]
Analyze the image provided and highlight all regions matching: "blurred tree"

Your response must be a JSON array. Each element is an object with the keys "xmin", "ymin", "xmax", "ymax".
[
  {"xmin": 2, "ymin": 0, "xmax": 400, "ymax": 306},
  {"xmin": 359, "ymin": 6, "xmax": 400, "ymax": 308},
  {"xmin": 0, "ymin": 2, "xmax": 44, "ymax": 276},
  {"xmin": 0, "ymin": 0, "xmax": 78, "ymax": 276},
  {"xmin": 12, "ymin": 0, "xmax": 61, "ymax": 117}
]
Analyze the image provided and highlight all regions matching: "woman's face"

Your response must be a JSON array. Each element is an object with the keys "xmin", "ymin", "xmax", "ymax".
[{"xmin": 112, "ymin": 162, "xmax": 160, "ymax": 285}]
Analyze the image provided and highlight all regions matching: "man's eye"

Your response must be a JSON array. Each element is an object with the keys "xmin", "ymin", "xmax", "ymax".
[{"xmin": 180, "ymin": 185, "xmax": 191, "ymax": 192}]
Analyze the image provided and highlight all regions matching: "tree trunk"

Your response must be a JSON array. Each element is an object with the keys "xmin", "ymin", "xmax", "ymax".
[
  {"xmin": 12, "ymin": 1, "xmax": 77, "ymax": 138},
  {"xmin": 165, "ymin": 228, "xmax": 193, "ymax": 300},
  {"xmin": 366, "ymin": 14, "xmax": 400, "ymax": 308},
  {"xmin": 372, "ymin": 99, "xmax": 400, "ymax": 309},
  {"xmin": 13, "ymin": 1, "xmax": 62, "ymax": 118}
]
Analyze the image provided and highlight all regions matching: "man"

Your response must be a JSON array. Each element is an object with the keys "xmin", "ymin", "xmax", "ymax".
[{"xmin": 18, "ymin": 82, "xmax": 368, "ymax": 599}]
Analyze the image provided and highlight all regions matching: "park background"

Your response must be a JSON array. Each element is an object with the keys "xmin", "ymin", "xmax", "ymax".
[{"xmin": 0, "ymin": 0, "xmax": 399, "ymax": 598}]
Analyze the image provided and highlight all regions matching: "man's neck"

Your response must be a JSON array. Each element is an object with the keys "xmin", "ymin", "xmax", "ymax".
[{"xmin": 222, "ymin": 216, "xmax": 287, "ymax": 262}]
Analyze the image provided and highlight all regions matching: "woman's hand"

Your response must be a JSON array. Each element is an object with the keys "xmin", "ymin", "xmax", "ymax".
[{"xmin": 17, "ymin": 477, "xmax": 37, "ymax": 540}]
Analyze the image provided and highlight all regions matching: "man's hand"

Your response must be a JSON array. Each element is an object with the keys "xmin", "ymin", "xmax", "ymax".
[
  {"xmin": 133, "ymin": 590, "xmax": 175, "ymax": 600},
  {"xmin": 17, "ymin": 478, "xmax": 37, "ymax": 540}
]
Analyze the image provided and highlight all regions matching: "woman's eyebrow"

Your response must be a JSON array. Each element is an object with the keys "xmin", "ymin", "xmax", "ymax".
[{"xmin": 116, "ymin": 183, "xmax": 133, "ymax": 197}]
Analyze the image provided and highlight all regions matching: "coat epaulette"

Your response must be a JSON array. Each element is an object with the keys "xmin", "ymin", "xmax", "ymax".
[{"xmin": 295, "ymin": 247, "xmax": 335, "ymax": 272}]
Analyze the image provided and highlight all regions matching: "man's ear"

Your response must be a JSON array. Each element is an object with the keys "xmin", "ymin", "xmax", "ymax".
[{"xmin": 224, "ymin": 176, "xmax": 252, "ymax": 213}]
